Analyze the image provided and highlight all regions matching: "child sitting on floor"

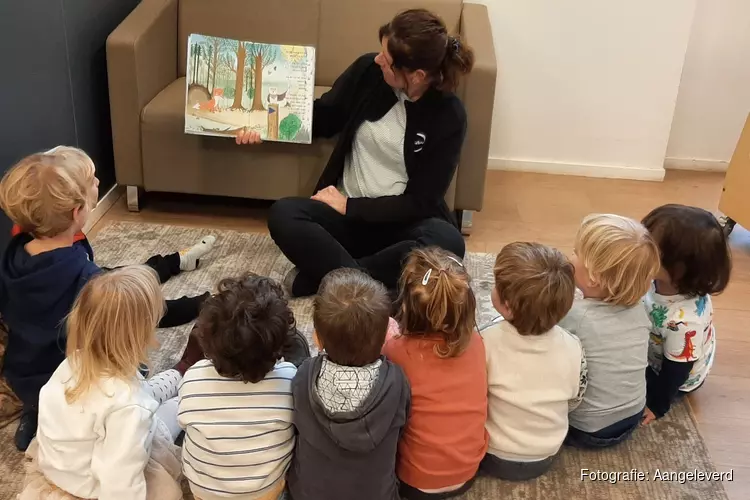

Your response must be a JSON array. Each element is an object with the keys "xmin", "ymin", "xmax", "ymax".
[
  {"xmin": 384, "ymin": 247, "xmax": 488, "ymax": 499},
  {"xmin": 641, "ymin": 205, "xmax": 731, "ymax": 424},
  {"xmin": 560, "ymin": 214, "xmax": 660, "ymax": 448},
  {"xmin": 179, "ymin": 274, "xmax": 301, "ymax": 500},
  {"xmin": 0, "ymin": 147, "xmax": 214, "ymax": 451},
  {"xmin": 28, "ymin": 266, "xmax": 187, "ymax": 499},
  {"xmin": 288, "ymin": 268, "xmax": 410, "ymax": 500},
  {"xmin": 482, "ymin": 242, "xmax": 586, "ymax": 480}
]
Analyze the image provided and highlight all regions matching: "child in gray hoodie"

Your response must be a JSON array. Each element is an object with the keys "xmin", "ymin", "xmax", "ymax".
[{"xmin": 288, "ymin": 268, "xmax": 410, "ymax": 500}]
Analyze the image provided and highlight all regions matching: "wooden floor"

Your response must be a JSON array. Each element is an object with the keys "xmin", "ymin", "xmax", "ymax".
[{"xmin": 94, "ymin": 170, "xmax": 750, "ymax": 499}]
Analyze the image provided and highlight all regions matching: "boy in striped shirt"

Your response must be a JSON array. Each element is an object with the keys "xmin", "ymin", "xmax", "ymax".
[{"xmin": 178, "ymin": 275, "xmax": 301, "ymax": 500}]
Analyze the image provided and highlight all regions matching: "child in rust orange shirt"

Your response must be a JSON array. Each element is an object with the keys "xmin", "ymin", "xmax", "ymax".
[{"xmin": 383, "ymin": 247, "xmax": 488, "ymax": 499}]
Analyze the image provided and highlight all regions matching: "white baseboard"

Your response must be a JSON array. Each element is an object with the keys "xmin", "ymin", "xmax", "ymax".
[
  {"xmin": 663, "ymin": 157, "xmax": 729, "ymax": 172},
  {"xmin": 83, "ymin": 185, "xmax": 123, "ymax": 233},
  {"xmin": 487, "ymin": 157, "xmax": 665, "ymax": 181}
]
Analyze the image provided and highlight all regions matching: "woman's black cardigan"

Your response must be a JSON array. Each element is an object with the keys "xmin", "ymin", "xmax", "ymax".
[{"xmin": 312, "ymin": 53, "xmax": 467, "ymax": 227}]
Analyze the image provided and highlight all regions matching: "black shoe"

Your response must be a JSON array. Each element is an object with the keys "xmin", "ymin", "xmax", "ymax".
[
  {"xmin": 15, "ymin": 410, "xmax": 38, "ymax": 451},
  {"xmin": 282, "ymin": 268, "xmax": 299, "ymax": 299},
  {"xmin": 283, "ymin": 327, "xmax": 311, "ymax": 368},
  {"xmin": 175, "ymin": 430, "xmax": 186, "ymax": 447}
]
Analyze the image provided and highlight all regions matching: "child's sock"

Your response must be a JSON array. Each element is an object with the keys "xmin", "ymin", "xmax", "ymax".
[{"xmin": 179, "ymin": 235, "xmax": 216, "ymax": 271}]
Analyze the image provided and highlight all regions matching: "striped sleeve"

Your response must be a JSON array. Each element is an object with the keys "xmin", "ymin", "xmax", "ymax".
[{"xmin": 178, "ymin": 360, "xmax": 297, "ymax": 497}]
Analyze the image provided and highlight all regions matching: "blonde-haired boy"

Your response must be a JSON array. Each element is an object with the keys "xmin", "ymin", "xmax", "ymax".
[
  {"xmin": 0, "ymin": 147, "xmax": 215, "ymax": 451},
  {"xmin": 560, "ymin": 214, "xmax": 660, "ymax": 448}
]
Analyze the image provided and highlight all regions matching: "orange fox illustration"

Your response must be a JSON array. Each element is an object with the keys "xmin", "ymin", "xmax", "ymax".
[{"xmin": 193, "ymin": 88, "xmax": 223, "ymax": 112}]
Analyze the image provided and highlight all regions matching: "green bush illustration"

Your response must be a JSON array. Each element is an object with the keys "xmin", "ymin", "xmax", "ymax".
[{"xmin": 279, "ymin": 114, "xmax": 302, "ymax": 141}]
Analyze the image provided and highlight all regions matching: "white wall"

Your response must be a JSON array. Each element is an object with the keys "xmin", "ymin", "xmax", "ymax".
[
  {"xmin": 469, "ymin": 0, "xmax": 697, "ymax": 180},
  {"xmin": 665, "ymin": 0, "xmax": 750, "ymax": 170}
]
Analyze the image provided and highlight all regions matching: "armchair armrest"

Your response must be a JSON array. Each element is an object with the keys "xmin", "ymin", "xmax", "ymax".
[
  {"xmin": 106, "ymin": 0, "xmax": 178, "ymax": 186},
  {"xmin": 456, "ymin": 2, "xmax": 497, "ymax": 212}
]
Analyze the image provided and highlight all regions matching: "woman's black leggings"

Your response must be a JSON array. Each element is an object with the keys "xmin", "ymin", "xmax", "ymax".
[{"xmin": 268, "ymin": 197, "xmax": 466, "ymax": 297}]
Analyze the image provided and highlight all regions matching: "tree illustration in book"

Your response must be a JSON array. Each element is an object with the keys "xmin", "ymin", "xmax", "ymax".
[{"xmin": 185, "ymin": 34, "xmax": 315, "ymax": 144}]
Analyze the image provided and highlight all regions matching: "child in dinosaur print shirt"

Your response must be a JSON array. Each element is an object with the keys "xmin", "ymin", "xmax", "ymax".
[
  {"xmin": 641, "ymin": 205, "xmax": 731, "ymax": 423},
  {"xmin": 645, "ymin": 293, "xmax": 715, "ymax": 391}
]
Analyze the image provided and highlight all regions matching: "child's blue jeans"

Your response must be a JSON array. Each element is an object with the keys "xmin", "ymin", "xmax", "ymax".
[{"xmin": 565, "ymin": 407, "xmax": 644, "ymax": 448}]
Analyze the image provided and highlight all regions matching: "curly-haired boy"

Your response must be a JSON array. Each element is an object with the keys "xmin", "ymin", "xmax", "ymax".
[{"xmin": 178, "ymin": 274, "xmax": 305, "ymax": 500}]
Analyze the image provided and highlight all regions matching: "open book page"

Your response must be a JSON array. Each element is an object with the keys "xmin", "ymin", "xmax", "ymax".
[{"xmin": 184, "ymin": 34, "xmax": 315, "ymax": 144}]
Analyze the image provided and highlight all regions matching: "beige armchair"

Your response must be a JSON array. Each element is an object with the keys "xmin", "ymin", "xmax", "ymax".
[{"xmin": 106, "ymin": 0, "xmax": 496, "ymax": 228}]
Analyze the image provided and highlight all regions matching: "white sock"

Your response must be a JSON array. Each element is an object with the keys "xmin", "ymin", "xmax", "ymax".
[{"xmin": 179, "ymin": 235, "xmax": 216, "ymax": 271}]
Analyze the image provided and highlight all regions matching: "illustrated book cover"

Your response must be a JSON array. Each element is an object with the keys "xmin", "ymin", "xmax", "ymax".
[{"xmin": 184, "ymin": 34, "xmax": 315, "ymax": 144}]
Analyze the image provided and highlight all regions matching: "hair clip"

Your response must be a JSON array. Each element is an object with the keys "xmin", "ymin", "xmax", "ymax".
[
  {"xmin": 422, "ymin": 268, "xmax": 432, "ymax": 285},
  {"xmin": 450, "ymin": 37, "xmax": 460, "ymax": 53},
  {"xmin": 446, "ymin": 255, "xmax": 464, "ymax": 267}
]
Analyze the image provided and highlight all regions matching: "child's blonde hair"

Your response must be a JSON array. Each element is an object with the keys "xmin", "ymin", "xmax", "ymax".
[
  {"xmin": 576, "ymin": 214, "xmax": 660, "ymax": 307},
  {"xmin": 397, "ymin": 247, "xmax": 476, "ymax": 358},
  {"xmin": 0, "ymin": 146, "xmax": 96, "ymax": 238},
  {"xmin": 65, "ymin": 266, "xmax": 165, "ymax": 403}
]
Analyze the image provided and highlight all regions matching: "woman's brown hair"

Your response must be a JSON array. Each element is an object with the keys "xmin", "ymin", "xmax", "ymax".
[
  {"xmin": 379, "ymin": 9, "xmax": 475, "ymax": 92},
  {"xmin": 397, "ymin": 247, "xmax": 476, "ymax": 358}
]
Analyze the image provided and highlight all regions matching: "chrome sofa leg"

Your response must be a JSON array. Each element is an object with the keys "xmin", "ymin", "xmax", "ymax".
[
  {"xmin": 126, "ymin": 185, "xmax": 140, "ymax": 212},
  {"xmin": 460, "ymin": 210, "xmax": 474, "ymax": 236}
]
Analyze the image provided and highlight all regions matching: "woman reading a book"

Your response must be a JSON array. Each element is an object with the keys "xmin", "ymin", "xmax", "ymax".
[{"xmin": 237, "ymin": 9, "xmax": 475, "ymax": 298}]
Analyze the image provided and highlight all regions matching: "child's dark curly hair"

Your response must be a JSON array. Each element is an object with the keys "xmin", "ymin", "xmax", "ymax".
[
  {"xmin": 642, "ymin": 204, "xmax": 732, "ymax": 297},
  {"xmin": 195, "ymin": 274, "xmax": 293, "ymax": 383}
]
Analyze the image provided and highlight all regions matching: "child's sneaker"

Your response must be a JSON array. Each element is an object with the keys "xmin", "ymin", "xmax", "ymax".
[
  {"xmin": 282, "ymin": 267, "xmax": 299, "ymax": 298},
  {"xmin": 283, "ymin": 327, "xmax": 311, "ymax": 367}
]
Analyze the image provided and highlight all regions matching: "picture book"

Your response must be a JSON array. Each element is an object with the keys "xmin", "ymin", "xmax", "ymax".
[{"xmin": 184, "ymin": 34, "xmax": 315, "ymax": 144}]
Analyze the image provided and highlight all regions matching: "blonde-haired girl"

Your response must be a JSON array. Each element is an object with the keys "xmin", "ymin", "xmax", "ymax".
[
  {"xmin": 383, "ymin": 247, "xmax": 488, "ymax": 500},
  {"xmin": 29, "ymin": 266, "xmax": 184, "ymax": 499}
]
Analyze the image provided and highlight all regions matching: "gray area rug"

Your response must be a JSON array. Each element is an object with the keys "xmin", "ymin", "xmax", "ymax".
[{"xmin": 0, "ymin": 222, "xmax": 728, "ymax": 500}]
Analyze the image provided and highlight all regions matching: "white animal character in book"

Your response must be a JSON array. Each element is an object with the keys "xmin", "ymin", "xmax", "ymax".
[{"xmin": 267, "ymin": 86, "xmax": 288, "ymax": 107}]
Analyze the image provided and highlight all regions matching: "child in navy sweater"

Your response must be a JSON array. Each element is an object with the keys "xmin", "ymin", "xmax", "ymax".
[{"xmin": 0, "ymin": 146, "xmax": 214, "ymax": 450}]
